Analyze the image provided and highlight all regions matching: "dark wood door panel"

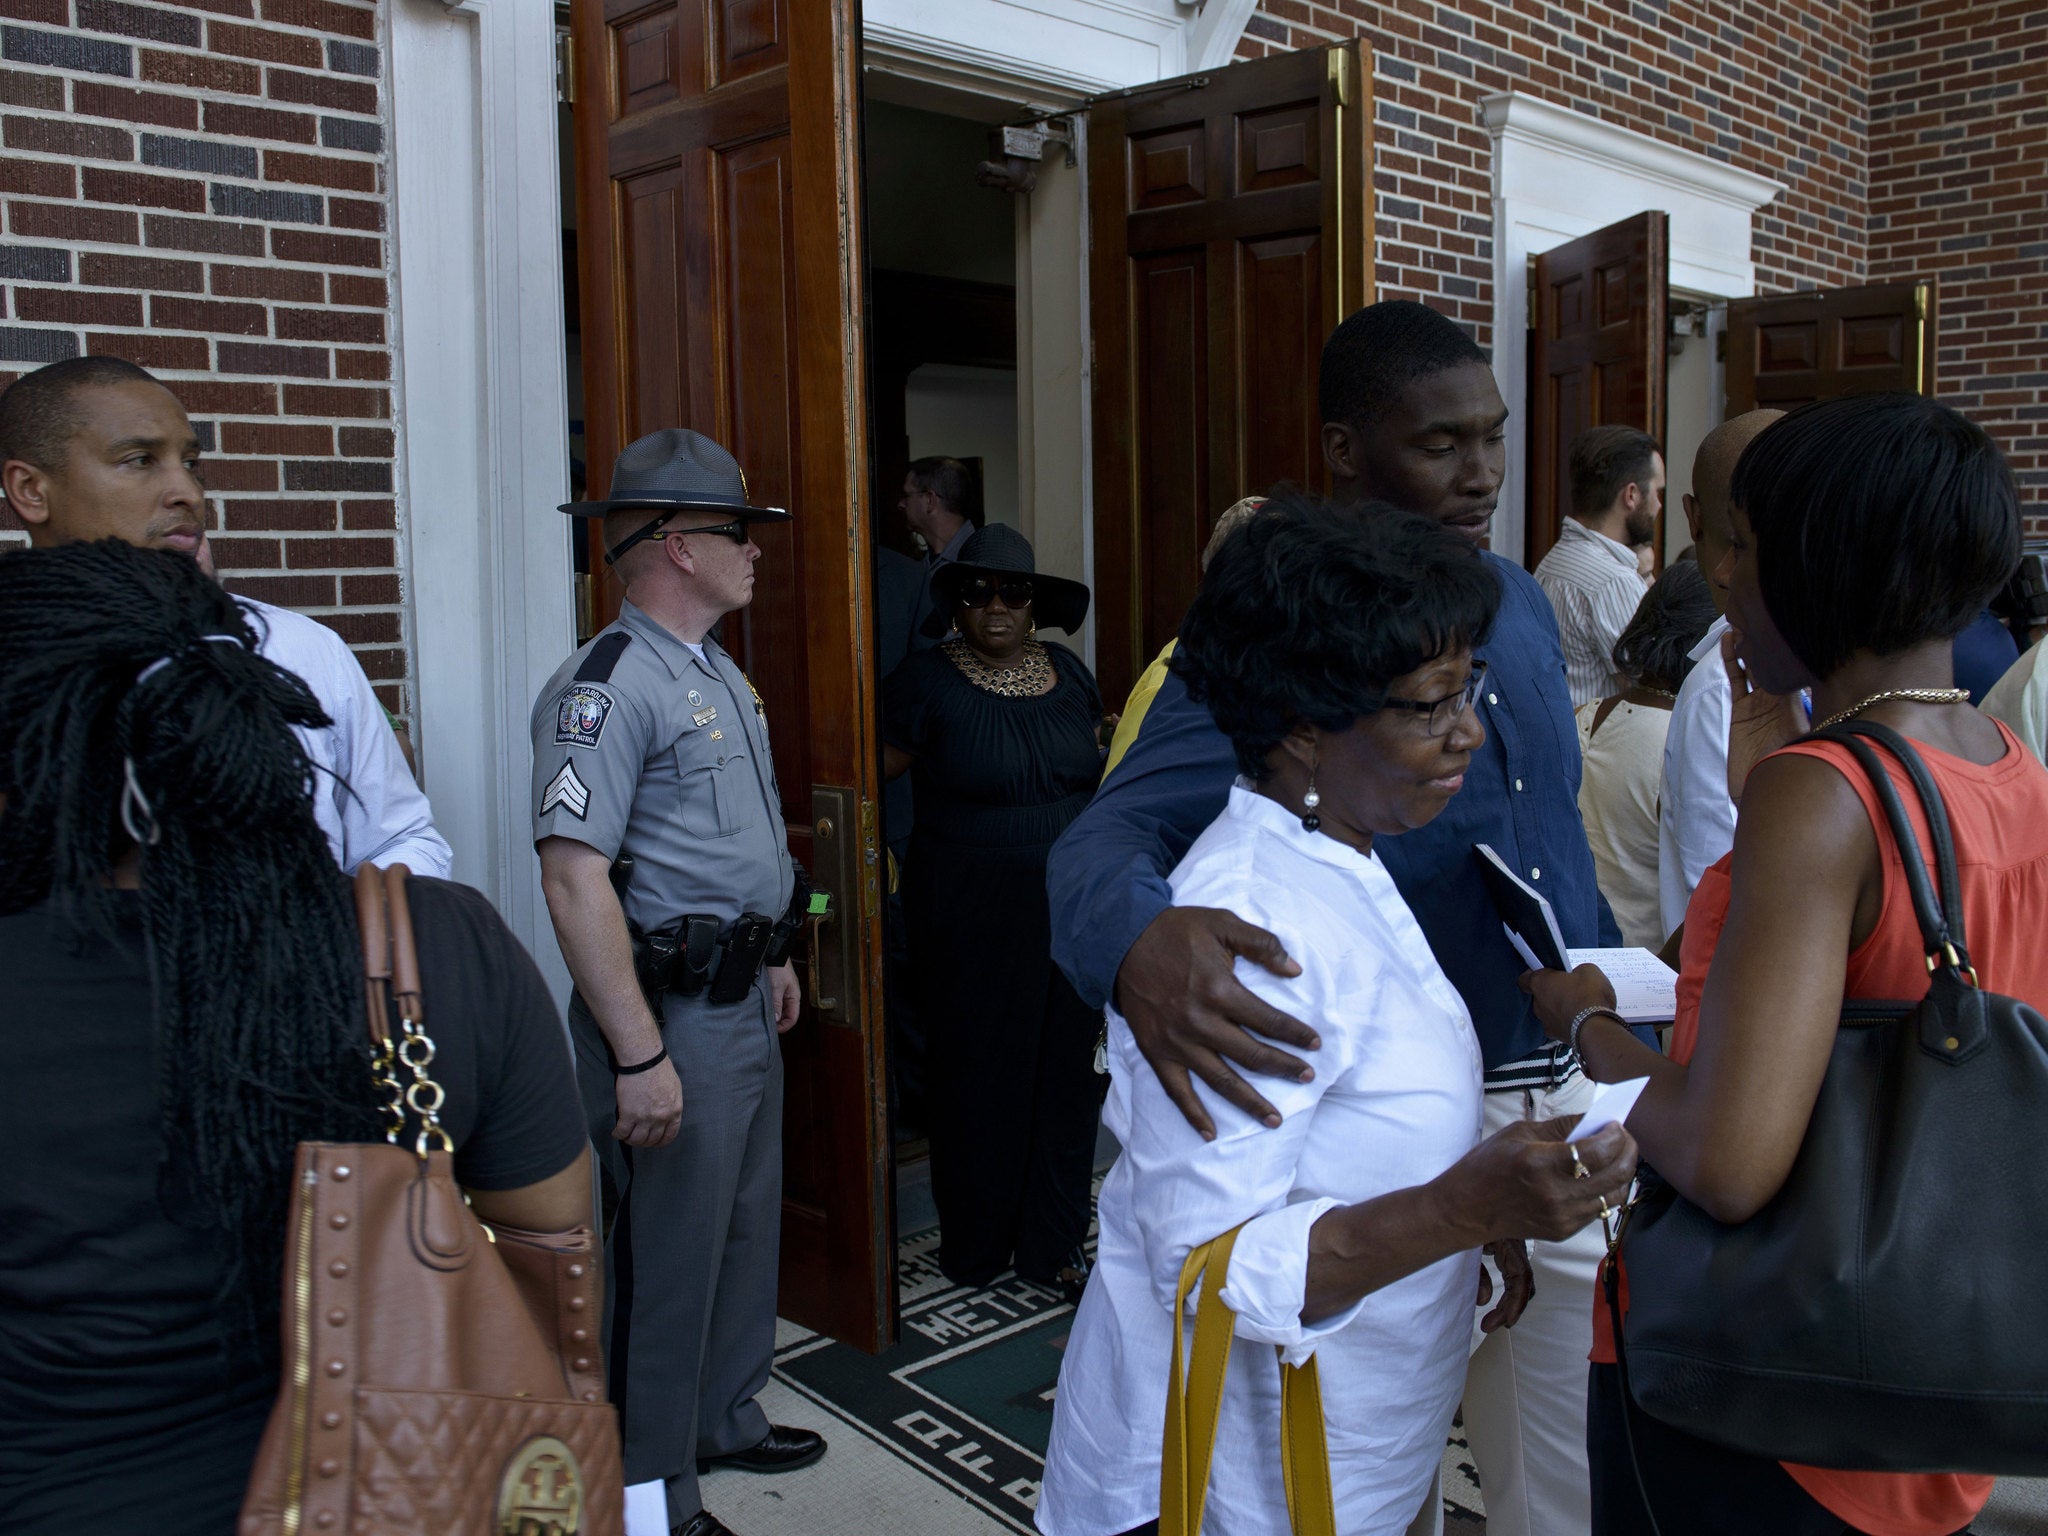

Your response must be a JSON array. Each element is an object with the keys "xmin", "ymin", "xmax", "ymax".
[
  {"xmin": 1090, "ymin": 40, "xmax": 1372, "ymax": 701},
  {"xmin": 1726, "ymin": 281, "xmax": 1933, "ymax": 413}
]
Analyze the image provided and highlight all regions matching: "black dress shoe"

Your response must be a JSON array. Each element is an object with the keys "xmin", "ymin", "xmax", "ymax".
[
  {"xmin": 672, "ymin": 1512, "xmax": 738, "ymax": 1536},
  {"xmin": 697, "ymin": 1424, "xmax": 826, "ymax": 1476}
]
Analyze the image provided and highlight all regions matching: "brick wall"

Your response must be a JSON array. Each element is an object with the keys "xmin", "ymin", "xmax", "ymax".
[
  {"xmin": 1869, "ymin": 0, "xmax": 2047, "ymax": 538},
  {"xmin": 0, "ymin": 0, "xmax": 408, "ymax": 710},
  {"xmin": 1238, "ymin": 0, "xmax": 1872, "ymax": 350}
]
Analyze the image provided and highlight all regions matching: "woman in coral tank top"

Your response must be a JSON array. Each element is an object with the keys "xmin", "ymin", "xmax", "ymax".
[{"xmin": 1523, "ymin": 393, "xmax": 2043, "ymax": 1536}]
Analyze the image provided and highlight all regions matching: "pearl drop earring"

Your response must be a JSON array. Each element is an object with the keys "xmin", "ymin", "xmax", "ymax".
[{"xmin": 1301, "ymin": 781, "xmax": 1321, "ymax": 833}]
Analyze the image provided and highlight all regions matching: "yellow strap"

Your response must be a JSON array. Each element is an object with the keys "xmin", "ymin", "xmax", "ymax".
[
  {"xmin": 1101, "ymin": 640, "xmax": 1177, "ymax": 783},
  {"xmin": 1161, "ymin": 1223, "xmax": 1336, "ymax": 1536}
]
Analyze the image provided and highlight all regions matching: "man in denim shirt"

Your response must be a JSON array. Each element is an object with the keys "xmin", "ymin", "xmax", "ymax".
[{"xmin": 1048, "ymin": 301, "xmax": 1627, "ymax": 1536}]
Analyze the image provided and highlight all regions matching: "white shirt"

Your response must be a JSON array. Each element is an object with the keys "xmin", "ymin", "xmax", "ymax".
[
  {"xmin": 1038, "ymin": 787, "xmax": 1484, "ymax": 1536},
  {"xmin": 1982, "ymin": 639, "xmax": 2046, "ymax": 764},
  {"xmin": 1657, "ymin": 614, "xmax": 1734, "ymax": 941},
  {"xmin": 1534, "ymin": 519, "xmax": 1651, "ymax": 708},
  {"xmin": 1576, "ymin": 698, "xmax": 1672, "ymax": 949},
  {"xmin": 241, "ymin": 598, "xmax": 453, "ymax": 877}
]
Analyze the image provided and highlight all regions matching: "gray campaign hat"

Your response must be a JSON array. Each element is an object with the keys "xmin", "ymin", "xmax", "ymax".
[{"xmin": 559, "ymin": 428, "xmax": 790, "ymax": 523}]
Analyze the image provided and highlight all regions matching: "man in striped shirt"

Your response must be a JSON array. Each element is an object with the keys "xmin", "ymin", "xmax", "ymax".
[{"xmin": 1536, "ymin": 425, "xmax": 1663, "ymax": 707}]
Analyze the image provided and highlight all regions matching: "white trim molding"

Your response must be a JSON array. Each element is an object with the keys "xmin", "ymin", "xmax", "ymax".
[
  {"xmin": 1480, "ymin": 91, "xmax": 1784, "ymax": 566},
  {"xmin": 389, "ymin": 0, "xmax": 573, "ymax": 989}
]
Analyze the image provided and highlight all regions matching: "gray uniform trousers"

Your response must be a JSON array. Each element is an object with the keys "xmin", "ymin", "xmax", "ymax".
[{"xmin": 570, "ymin": 980, "xmax": 782, "ymax": 1526}]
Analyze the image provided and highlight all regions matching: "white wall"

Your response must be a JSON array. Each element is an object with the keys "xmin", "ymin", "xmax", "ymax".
[
  {"xmin": 1661, "ymin": 300, "xmax": 1725, "ymax": 565},
  {"xmin": 906, "ymin": 364, "xmax": 1021, "ymax": 529}
]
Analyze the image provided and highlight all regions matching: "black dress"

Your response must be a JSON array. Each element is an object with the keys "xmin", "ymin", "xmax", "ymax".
[{"xmin": 883, "ymin": 639, "xmax": 1109, "ymax": 1287}]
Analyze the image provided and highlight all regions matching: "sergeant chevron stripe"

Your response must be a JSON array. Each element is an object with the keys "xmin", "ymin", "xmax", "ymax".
[{"xmin": 540, "ymin": 759, "xmax": 590, "ymax": 819}]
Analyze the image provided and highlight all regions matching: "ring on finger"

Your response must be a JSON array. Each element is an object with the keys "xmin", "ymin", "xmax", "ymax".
[{"xmin": 1569, "ymin": 1144, "xmax": 1590, "ymax": 1180}]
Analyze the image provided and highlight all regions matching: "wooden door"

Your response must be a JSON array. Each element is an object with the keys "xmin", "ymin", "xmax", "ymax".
[
  {"xmin": 570, "ymin": 0, "xmax": 893, "ymax": 1350},
  {"xmin": 1089, "ymin": 41, "xmax": 1372, "ymax": 704},
  {"xmin": 1527, "ymin": 212, "xmax": 1668, "ymax": 568},
  {"xmin": 1726, "ymin": 280, "xmax": 1935, "ymax": 413}
]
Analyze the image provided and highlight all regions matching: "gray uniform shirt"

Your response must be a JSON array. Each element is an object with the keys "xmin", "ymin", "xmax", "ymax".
[{"xmin": 530, "ymin": 600, "xmax": 793, "ymax": 934}]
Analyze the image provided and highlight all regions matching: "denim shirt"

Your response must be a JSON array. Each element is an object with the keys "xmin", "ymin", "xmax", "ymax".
[{"xmin": 1046, "ymin": 552, "xmax": 1623, "ymax": 1072}]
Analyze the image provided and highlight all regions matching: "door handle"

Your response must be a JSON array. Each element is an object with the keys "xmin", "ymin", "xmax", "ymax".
[{"xmin": 806, "ymin": 907, "xmax": 839, "ymax": 1013}]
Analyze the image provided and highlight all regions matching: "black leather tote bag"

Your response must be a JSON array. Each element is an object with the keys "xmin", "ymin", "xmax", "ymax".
[{"xmin": 1615, "ymin": 719, "xmax": 2048, "ymax": 1473}]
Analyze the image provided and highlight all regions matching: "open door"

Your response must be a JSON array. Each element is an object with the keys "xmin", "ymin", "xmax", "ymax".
[
  {"xmin": 1726, "ymin": 280, "xmax": 1935, "ymax": 412},
  {"xmin": 1088, "ymin": 41, "xmax": 1372, "ymax": 704},
  {"xmin": 1527, "ymin": 212, "xmax": 1669, "ymax": 569},
  {"xmin": 570, "ymin": 0, "xmax": 893, "ymax": 1349}
]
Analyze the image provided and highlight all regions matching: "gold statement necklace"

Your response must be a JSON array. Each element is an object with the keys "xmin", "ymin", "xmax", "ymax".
[
  {"xmin": 946, "ymin": 638, "xmax": 1053, "ymax": 698},
  {"xmin": 1811, "ymin": 687, "xmax": 1971, "ymax": 734}
]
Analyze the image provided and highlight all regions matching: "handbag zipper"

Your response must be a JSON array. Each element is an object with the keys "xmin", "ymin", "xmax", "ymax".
[{"xmin": 282, "ymin": 1164, "xmax": 318, "ymax": 1536}]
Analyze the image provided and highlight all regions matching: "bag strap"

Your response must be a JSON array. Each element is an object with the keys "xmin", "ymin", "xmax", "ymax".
[
  {"xmin": 351, "ymin": 864, "xmax": 445, "ymax": 1153},
  {"xmin": 1813, "ymin": 722, "xmax": 1971, "ymax": 975},
  {"xmin": 1161, "ymin": 1224, "xmax": 1336, "ymax": 1536}
]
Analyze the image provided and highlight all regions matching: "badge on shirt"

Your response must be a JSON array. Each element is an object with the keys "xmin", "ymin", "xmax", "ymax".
[
  {"xmin": 688, "ymin": 688, "xmax": 705, "ymax": 707},
  {"xmin": 554, "ymin": 685, "xmax": 613, "ymax": 749},
  {"xmin": 692, "ymin": 705, "xmax": 718, "ymax": 728},
  {"xmin": 539, "ymin": 760, "xmax": 591, "ymax": 820}
]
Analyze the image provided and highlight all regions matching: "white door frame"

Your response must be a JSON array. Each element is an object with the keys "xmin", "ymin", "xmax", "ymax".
[
  {"xmin": 1481, "ymin": 92, "xmax": 1784, "ymax": 568},
  {"xmin": 388, "ymin": 0, "xmax": 573, "ymax": 986}
]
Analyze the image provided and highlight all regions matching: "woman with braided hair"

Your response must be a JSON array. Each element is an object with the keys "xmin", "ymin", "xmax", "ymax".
[{"xmin": 0, "ymin": 540, "xmax": 592, "ymax": 1535}]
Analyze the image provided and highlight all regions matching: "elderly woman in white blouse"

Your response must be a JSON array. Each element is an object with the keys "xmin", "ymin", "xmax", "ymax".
[{"xmin": 1038, "ymin": 500, "xmax": 1636, "ymax": 1536}]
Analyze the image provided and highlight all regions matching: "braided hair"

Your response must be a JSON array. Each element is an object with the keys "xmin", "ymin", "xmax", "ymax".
[{"xmin": 0, "ymin": 539, "xmax": 383, "ymax": 1355}]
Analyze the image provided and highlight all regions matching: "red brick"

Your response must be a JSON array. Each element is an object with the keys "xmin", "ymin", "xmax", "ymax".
[
  {"xmin": 341, "ymin": 496, "xmax": 393, "ymax": 529},
  {"xmin": 273, "ymin": 306, "xmax": 382, "ymax": 343},
  {"xmin": 326, "ymin": 271, "xmax": 384, "ymax": 307},
  {"xmin": 263, "ymin": 147, "xmax": 374, "ymax": 191},
  {"xmin": 210, "ymin": 534, "xmax": 282, "ymax": 567},
  {"xmin": 326, "ymin": 195, "xmax": 382, "ymax": 231},
  {"xmin": 141, "ymin": 48, "xmax": 260, "ymax": 93},
  {"xmin": 88, "ymin": 331, "xmax": 211, "ymax": 369},
  {"xmin": 283, "ymin": 382, "xmax": 385, "ymax": 417},
  {"xmin": 150, "ymin": 294, "xmax": 267, "ymax": 334},
  {"xmin": 341, "ymin": 571, "xmax": 397, "ymax": 604},
  {"xmin": 203, "ymin": 100, "xmax": 316, "ymax": 143},
  {"xmin": 333, "ymin": 347, "xmax": 387, "ymax": 380},
  {"xmin": 157, "ymin": 0, "xmax": 255, "ymax": 16},
  {"xmin": 257, "ymin": 0, "xmax": 373, "ymax": 38},
  {"xmin": 81, "ymin": 250, "xmax": 204, "ymax": 290},
  {"xmin": 269, "ymin": 227, "xmax": 378, "ymax": 267},
  {"xmin": 315, "ymin": 608, "xmax": 399, "ymax": 644},
  {"xmin": 11, "ymin": 200, "xmax": 139, "ymax": 243},
  {"xmin": 286, "ymin": 534, "xmax": 391, "ymax": 567},
  {"xmin": 0, "ymin": 156, "xmax": 74, "ymax": 197},
  {"xmin": 353, "ymin": 647, "xmax": 403, "ymax": 682},
  {"xmin": 264, "ymin": 66, "xmax": 374, "ymax": 113},
  {"xmin": 223, "ymin": 572, "xmax": 336, "ymax": 605},
  {"xmin": 222, "ymin": 497, "xmax": 336, "ymax": 530},
  {"xmin": 336, "ymin": 425, "xmax": 391, "ymax": 456},
  {"xmin": 147, "ymin": 217, "xmax": 268, "ymax": 262},
  {"xmin": 82, "ymin": 165, "xmax": 206, "ymax": 212},
  {"xmin": 207, "ymin": 17, "xmax": 322, "ymax": 65},
  {"xmin": 72, "ymin": 79, "xmax": 199, "ymax": 130},
  {"xmin": 15, "ymin": 287, "xmax": 144, "ymax": 325},
  {"xmin": 211, "ymin": 261, "xmax": 323, "ymax": 300},
  {"xmin": 173, "ymin": 377, "xmax": 275, "ymax": 413},
  {"xmin": 4, "ymin": 115, "xmax": 133, "ymax": 161},
  {"xmin": 222, "ymin": 419, "xmax": 331, "ymax": 453},
  {"xmin": 0, "ymin": 0, "xmax": 69, "ymax": 22},
  {"xmin": 0, "ymin": 69, "xmax": 64, "ymax": 110},
  {"xmin": 197, "ymin": 456, "xmax": 281, "ymax": 491}
]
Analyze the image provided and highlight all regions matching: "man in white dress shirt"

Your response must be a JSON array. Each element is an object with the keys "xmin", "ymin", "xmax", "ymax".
[
  {"xmin": 1656, "ymin": 410, "xmax": 1781, "ymax": 941},
  {"xmin": 1, "ymin": 357, "xmax": 451, "ymax": 876},
  {"xmin": 1534, "ymin": 425, "xmax": 1661, "ymax": 708}
]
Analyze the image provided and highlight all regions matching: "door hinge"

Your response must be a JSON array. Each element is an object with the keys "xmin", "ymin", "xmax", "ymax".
[
  {"xmin": 1327, "ymin": 48, "xmax": 1351, "ymax": 107},
  {"xmin": 1525, "ymin": 254, "xmax": 1539, "ymax": 331},
  {"xmin": 1913, "ymin": 281, "xmax": 1929, "ymax": 321},
  {"xmin": 555, "ymin": 26, "xmax": 574, "ymax": 106}
]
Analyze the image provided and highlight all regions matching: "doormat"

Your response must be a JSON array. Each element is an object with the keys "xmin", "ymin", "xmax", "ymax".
[{"xmin": 771, "ymin": 1218, "xmax": 1488, "ymax": 1533}]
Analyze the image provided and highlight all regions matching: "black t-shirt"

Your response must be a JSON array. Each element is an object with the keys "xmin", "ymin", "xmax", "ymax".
[{"xmin": 0, "ymin": 877, "xmax": 588, "ymax": 1533}]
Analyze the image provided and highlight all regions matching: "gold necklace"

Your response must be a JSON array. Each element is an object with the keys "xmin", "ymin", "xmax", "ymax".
[
  {"xmin": 1811, "ymin": 687, "xmax": 1971, "ymax": 734},
  {"xmin": 945, "ymin": 638, "xmax": 1053, "ymax": 698}
]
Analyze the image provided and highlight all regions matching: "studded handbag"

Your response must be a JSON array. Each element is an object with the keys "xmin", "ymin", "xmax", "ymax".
[{"xmin": 239, "ymin": 865, "xmax": 624, "ymax": 1536}]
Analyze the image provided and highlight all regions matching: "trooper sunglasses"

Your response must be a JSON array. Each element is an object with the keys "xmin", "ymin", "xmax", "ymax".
[
  {"xmin": 1377, "ymin": 661, "xmax": 1489, "ymax": 737},
  {"xmin": 603, "ymin": 514, "xmax": 751, "ymax": 566},
  {"xmin": 958, "ymin": 576, "xmax": 1035, "ymax": 609}
]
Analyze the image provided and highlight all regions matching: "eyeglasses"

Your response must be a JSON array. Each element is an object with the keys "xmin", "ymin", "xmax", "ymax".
[
  {"xmin": 602, "ymin": 515, "xmax": 751, "ymax": 566},
  {"xmin": 958, "ymin": 576, "xmax": 1034, "ymax": 609},
  {"xmin": 1378, "ymin": 661, "xmax": 1489, "ymax": 737}
]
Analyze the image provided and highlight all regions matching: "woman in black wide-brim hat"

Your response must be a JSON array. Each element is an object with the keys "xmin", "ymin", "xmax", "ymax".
[{"xmin": 882, "ymin": 523, "xmax": 1109, "ymax": 1299}]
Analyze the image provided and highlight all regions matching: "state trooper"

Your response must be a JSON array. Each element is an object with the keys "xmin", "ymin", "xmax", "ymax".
[{"xmin": 532, "ymin": 429, "xmax": 825, "ymax": 1536}]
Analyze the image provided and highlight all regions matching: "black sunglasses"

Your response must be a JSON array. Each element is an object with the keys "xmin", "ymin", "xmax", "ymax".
[
  {"xmin": 958, "ymin": 576, "xmax": 1034, "ymax": 609},
  {"xmin": 603, "ymin": 515, "xmax": 751, "ymax": 567},
  {"xmin": 1377, "ymin": 661, "xmax": 1489, "ymax": 737}
]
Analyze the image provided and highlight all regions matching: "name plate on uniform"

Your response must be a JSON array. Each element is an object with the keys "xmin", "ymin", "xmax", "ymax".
[{"xmin": 692, "ymin": 706, "xmax": 718, "ymax": 727}]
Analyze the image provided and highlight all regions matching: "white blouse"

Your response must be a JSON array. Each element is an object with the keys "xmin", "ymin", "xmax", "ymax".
[
  {"xmin": 1576, "ymin": 697, "xmax": 1673, "ymax": 950},
  {"xmin": 1038, "ymin": 786, "xmax": 1484, "ymax": 1536}
]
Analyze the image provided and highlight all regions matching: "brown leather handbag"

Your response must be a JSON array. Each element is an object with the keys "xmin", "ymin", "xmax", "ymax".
[{"xmin": 240, "ymin": 865, "xmax": 624, "ymax": 1536}]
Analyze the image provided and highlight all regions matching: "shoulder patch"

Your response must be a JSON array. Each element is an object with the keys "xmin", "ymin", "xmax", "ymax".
[
  {"xmin": 539, "ymin": 760, "xmax": 590, "ymax": 820},
  {"xmin": 573, "ymin": 630, "xmax": 633, "ymax": 684},
  {"xmin": 554, "ymin": 683, "xmax": 614, "ymax": 749}
]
